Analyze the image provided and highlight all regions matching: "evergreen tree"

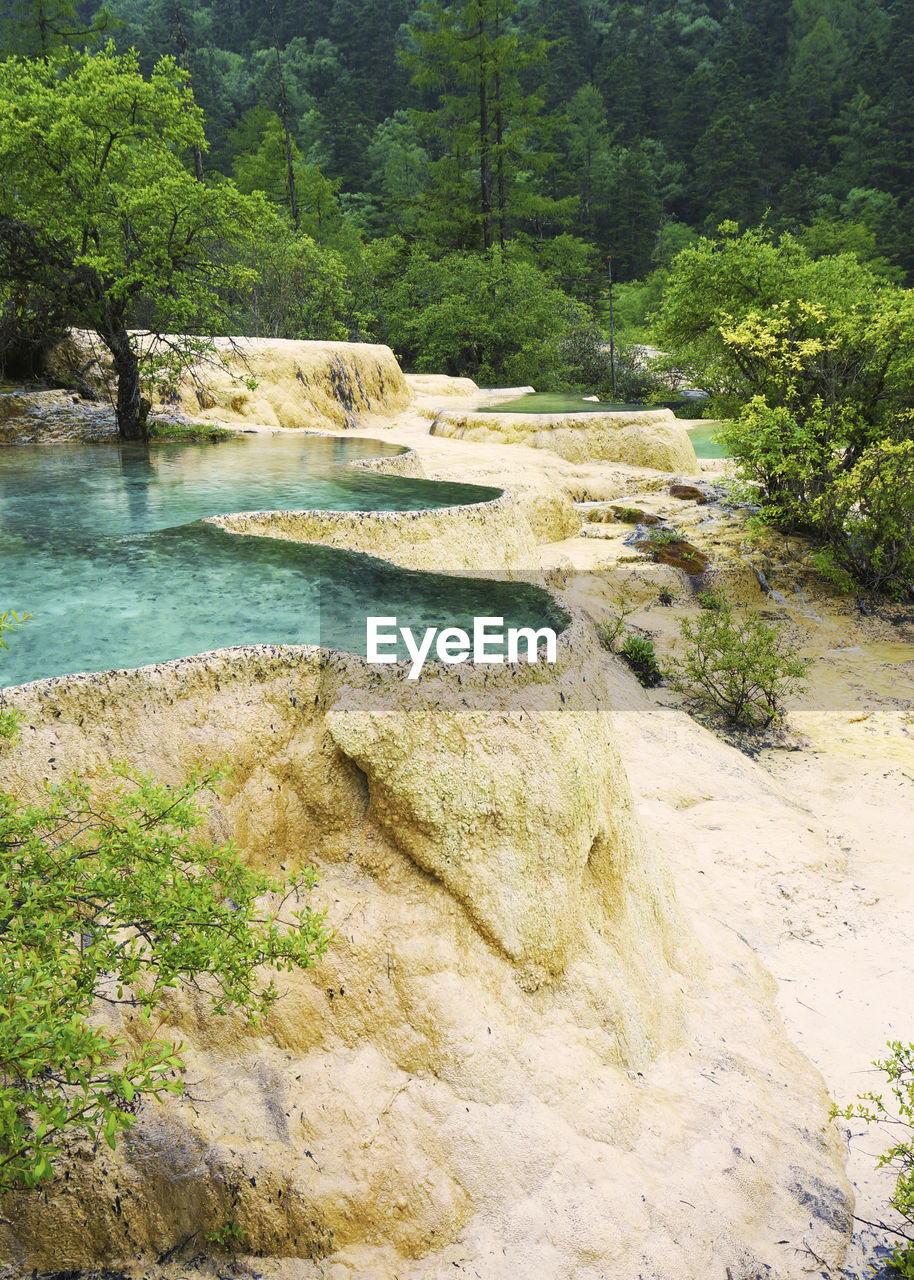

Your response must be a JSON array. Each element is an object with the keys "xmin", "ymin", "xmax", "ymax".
[
  {"xmin": 405, "ymin": 0, "xmax": 565, "ymax": 250},
  {"xmin": 1, "ymin": 0, "xmax": 111, "ymax": 55}
]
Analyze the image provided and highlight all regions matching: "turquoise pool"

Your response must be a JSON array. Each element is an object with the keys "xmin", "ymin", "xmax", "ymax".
[
  {"xmin": 685, "ymin": 422, "xmax": 728, "ymax": 459},
  {"xmin": 0, "ymin": 435, "xmax": 566, "ymax": 686}
]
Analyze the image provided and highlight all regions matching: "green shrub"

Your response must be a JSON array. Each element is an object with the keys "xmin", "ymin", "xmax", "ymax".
[
  {"xmin": 812, "ymin": 439, "xmax": 914, "ymax": 601},
  {"xmin": 833, "ymin": 1041, "xmax": 914, "ymax": 1276},
  {"xmin": 658, "ymin": 586, "xmax": 674, "ymax": 606},
  {"xmin": 648, "ymin": 526, "xmax": 680, "ymax": 547},
  {"xmin": 147, "ymin": 421, "xmax": 233, "ymax": 442},
  {"xmin": 0, "ymin": 611, "xmax": 28, "ymax": 742},
  {"xmin": 621, "ymin": 634, "xmax": 662, "ymax": 687},
  {"xmin": 594, "ymin": 595, "xmax": 638, "ymax": 653},
  {"xmin": 675, "ymin": 603, "xmax": 808, "ymax": 727},
  {"xmin": 206, "ymin": 1220, "xmax": 248, "ymax": 1254},
  {"xmin": 715, "ymin": 398, "xmax": 836, "ymax": 532},
  {"xmin": 656, "ymin": 224, "xmax": 914, "ymax": 600},
  {"xmin": 0, "ymin": 758, "xmax": 331, "ymax": 1191}
]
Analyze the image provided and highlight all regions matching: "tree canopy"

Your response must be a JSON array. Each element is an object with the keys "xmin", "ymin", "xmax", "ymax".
[
  {"xmin": 0, "ymin": 44, "xmax": 256, "ymax": 438},
  {"xmin": 658, "ymin": 224, "xmax": 914, "ymax": 599},
  {"xmin": 11, "ymin": 0, "xmax": 905, "ymax": 284}
]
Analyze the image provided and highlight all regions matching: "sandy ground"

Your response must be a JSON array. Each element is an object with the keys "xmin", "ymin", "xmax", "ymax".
[{"xmin": 345, "ymin": 387, "xmax": 914, "ymax": 1275}]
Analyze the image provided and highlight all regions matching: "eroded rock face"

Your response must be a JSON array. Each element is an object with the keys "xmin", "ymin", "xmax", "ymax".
[
  {"xmin": 0, "ymin": 633, "xmax": 850, "ymax": 1278},
  {"xmin": 46, "ymin": 333, "xmax": 411, "ymax": 432},
  {"xmin": 430, "ymin": 407, "xmax": 699, "ymax": 473},
  {"xmin": 0, "ymin": 387, "xmax": 114, "ymax": 443}
]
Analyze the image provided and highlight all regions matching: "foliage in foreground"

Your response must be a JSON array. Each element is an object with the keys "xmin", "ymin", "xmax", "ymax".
[
  {"xmin": 620, "ymin": 634, "xmax": 662, "ymax": 688},
  {"xmin": 594, "ymin": 595, "xmax": 639, "ymax": 656},
  {"xmin": 811, "ymin": 439, "xmax": 914, "ymax": 601},
  {"xmin": 0, "ymin": 762, "xmax": 330, "ymax": 1191},
  {"xmin": 0, "ymin": 616, "xmax": 330, "ymax": 1191},
  {"xmin": 0, "ymin": 612, "xmax": 28, "ymax": 743},
  {"xmin": 675, "ymin": 601, "xmax": 809, "ymax": 728},
  {"xmin": 594, "ymin": 600, "xmax": 662, "ymax": 688},
  {"xmin": 833, "ymin": 1041, "xmax": 914, "ymax": 1276}
]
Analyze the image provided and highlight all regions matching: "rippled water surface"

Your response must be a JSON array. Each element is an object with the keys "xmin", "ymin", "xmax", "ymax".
[{"xmin": 0, "ymin": 434, "xmax": 565, "ymax": 685}]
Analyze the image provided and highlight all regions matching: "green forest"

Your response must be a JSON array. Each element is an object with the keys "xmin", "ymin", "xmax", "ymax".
[
  {"xmin": 6, "ymin": 0, "xmax": 913, "ymax": 276},
  {"xmin": 2, "ymin": 0, "xmax": 913, "ymax": 391}
]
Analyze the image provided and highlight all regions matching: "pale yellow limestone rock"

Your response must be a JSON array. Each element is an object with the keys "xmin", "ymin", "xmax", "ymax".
[
  {"xmin": 46, "ymin": 333, "xmax": 410, "ymax": 432},
  {"xmin": 430, "ymin": 407, "xmax": 698, "ymax": 473}
]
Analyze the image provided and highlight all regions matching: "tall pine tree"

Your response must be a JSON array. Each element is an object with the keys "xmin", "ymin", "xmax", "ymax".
[{"xmin": 405, "ymin": 0, "xmax": 568, "ymax": 249}]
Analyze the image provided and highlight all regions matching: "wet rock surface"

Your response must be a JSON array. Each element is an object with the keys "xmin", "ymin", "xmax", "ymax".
[{"xmin": 0, "ymin": 388, "xmax": 116, "ymax": 443}]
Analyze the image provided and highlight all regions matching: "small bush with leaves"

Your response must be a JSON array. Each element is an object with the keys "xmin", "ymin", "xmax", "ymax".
[
  {"xmin": 621, "ymin": 634, "xmax": 663, "ymax": 687},
  {"xmin": 812, "ymin": 439, "xmax": 914, "ymax": 602},
  {"xmin": 594, "ymin": 595, "xmax": 638, "ymax": 653},
  {"xmin": 0, "ymin": 611, "xmax": 29, "ymax": 742},
  {"xmin": 833, "ymin": 1041, "xmax": 914, "ymax": 1276},
  {"xmin": 675, "ymin": 603, "xmax": 809, "ymax": 727},
  {"xmin": 658, "ymin": 586, "xmax": 674, "ymax": 606},
  {"xmin": 0, "ymin": 759, "xmax": 332, "ymax": 1191},
  {"xmin": 206, "ymin": 1220, "xmax": 248, "ymax": 1254},
  {"xmin": 648, "ymin": 526, "xmax": 681, "ymax": 548}
]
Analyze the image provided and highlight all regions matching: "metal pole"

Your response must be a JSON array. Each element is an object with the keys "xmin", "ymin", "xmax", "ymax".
[{"xmin": 608, "ymin": 255, "xmax": 617, "ymax": 401}]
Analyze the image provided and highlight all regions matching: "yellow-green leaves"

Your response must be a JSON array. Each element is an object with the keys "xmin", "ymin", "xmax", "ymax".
[{"xmin": 658, "ymin": 223, "xmax": 914, "ymax": 599}]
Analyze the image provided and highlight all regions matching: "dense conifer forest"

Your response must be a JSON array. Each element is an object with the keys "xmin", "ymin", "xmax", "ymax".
[
  {"xmin": 1, "ymin": 1, "xmax": 913, "ymax": 386},
  {"xmin": 4, "ymin": 1, "xmax": 913, "ymax": 279}
]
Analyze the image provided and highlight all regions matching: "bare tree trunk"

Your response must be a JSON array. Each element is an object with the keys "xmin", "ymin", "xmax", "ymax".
[
  {"xmin": 268, "ymin": 0, "xmax": 299, "ymax": 228},
  {"xmin": 477, "ymin": 14, "xmax": 492, "ymax": 250},
  {"xmin": 37, "ymin": 1, "xmax": 50, "ymax": 57},
  {"xmin": 493, "ymin": 2, "xmax": 506, "ymax": 250},
  {"xmin": 174, "ymin": 2, "xmax": 204, "ymax": 182}
]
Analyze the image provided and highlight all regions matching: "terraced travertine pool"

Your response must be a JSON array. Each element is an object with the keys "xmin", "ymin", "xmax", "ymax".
[
  {"xmin": 0, "ymin": 434, "xmax": 566, "ymax": 686},
  {"xmin": 479, "ymin": 392, "xmax": 726, "ymax": 457}
]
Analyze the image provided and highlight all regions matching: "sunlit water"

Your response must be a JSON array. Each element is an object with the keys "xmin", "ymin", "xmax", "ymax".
[{"xmin": 0, "ymin": 435, "xmax": 566, "ymax": 685}]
